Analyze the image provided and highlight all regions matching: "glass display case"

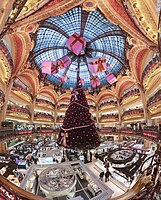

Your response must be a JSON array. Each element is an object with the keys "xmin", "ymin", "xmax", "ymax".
[
  {"xmin": 39, "ymin": 165, "xmax": 77, "ymax": 198},
  {"xmin": 0, "ymin": 156, "xmax": 9, "ymax": 164},
  {"xmin": 21, "ymin": 161, "xmax": 114, "ymax": 199},
  {"xmin": 87, "ymin": 180, "xmax": 102, "ymax": 196},
  {"xmin": 18, "ymin": 160, "xmax": 27, "ymax": 169},
  {"xmin": 37, "ymin": 149, "xmax": 62, "ymax": 164},
  {"xmin": 111, "ymin": 171, "xmax": 131, "ymax": 192},
  {"xmin": 74, "ymin": 166, "xmax": 85, "ymax": 179},
  {"xmin": 25, "ymin": 173, "xmax": 36, "ymax": 193}
]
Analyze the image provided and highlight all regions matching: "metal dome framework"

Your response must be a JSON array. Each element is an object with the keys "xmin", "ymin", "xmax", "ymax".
[{"xmin": 32, "ymin": 6, "xmax": 128, "ymax": 89}]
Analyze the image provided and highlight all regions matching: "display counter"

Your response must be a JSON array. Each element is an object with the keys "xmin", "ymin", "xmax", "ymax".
[
  {"xmin": 112, "ymin": 153, "xmax": 139, "ymax": 169},
  {"xmin": 8, "ymin": 141, "xmax": 25, "ymax": 150},
  {"xmin": 21, "ymin": 161, "xmax": 114, "ymax": 200},
  {"xmin": 0, "ymin": 156, "xmax": 10, "ymax": 164},
  {"xmin": 111, "ymin": 149, "xmax": 133, "ymax": 160},
  {"xmin": 38, "ymin": 157, "xmax": 53, "ymax": 165},
  {"xmin": 87, "ymin": 180, "xmax": 102, "ymax": 196},
  {"xmin": 39, "ymin": 165, "xmax": 77, "ymax": 198},
  {"xmin": 108, "ymin": 149, "xmax": 136, "ymax": 164},
  {"xmin": 26, "ymin": 174, "xmax": 36, "ymax": 194},
  {"xmin": 7, "ymin": 175, "xmax": 20, "ymax": 187},
  {"xmin": 95, "ymin": 142, "xmax": 119, "ymax": 154},
  {"xmin": 110, "ymin": 171, "xmax": 130, "ymax": 192},
  {"xmin": 37, "ymin": 149, "xmax": 62, "ymax": 164},
  {"xmin": 130, "ymin": 144, "xmax": 151, "ymax": 154},
  {"xmin": 18, "ymin": 160, "xmax": 27, "ymax": 169},
  {"xmin": 74, "ymin": 166, "xmax": 85, "ymax": 179}
]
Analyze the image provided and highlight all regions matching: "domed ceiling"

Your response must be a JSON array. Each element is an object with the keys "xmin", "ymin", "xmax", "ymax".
[{"xmin": 33, "ymin": 6, "xmax": 127, "ymax": 89}]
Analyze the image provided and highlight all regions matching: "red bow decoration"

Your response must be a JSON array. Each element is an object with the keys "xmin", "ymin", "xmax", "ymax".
[
  {"xmin": 51, "ymin": 62, "xmax": 58, "ymax": 74},
  {"xmin": 60, "ymin": 132, "xmax": 68, "ymax": 147},
  {"xmin": 90, "ymin": 76, "xmax": 100, "ymax": 87},
  {"xmin": 70, "ymin": 33, "xmax": 86, "ymax": 49},
  {"xmin": 96, "ymin": 58, "xmax": 106, "ymax": 72}
]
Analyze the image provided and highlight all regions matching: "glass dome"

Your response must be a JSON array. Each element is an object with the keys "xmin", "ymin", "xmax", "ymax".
[{"xmin": 33, "ymin": 6, "xmax": 127, "ymax": 89}]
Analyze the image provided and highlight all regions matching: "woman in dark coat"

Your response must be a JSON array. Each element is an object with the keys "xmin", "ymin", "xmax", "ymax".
[
  {"xmin": 99, "ymin": 171, "xmax": 104, "ymax": 181},
  {"xmin": 105, "ymin": 170, "xmax": 111, "ymax": 182}
]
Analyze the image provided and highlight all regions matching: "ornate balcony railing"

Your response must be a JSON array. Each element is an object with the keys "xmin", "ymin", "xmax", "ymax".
[
  {"xmin": 122, "ymin": 109, "xmax": 144, "ymax": 119},
  {"xmin": 7, "ymin": 105, "xmax": 31, "ymax": 116},
  {"xmin": 36, "ymin": 99, "xmax": 55, "ymax": 108}
]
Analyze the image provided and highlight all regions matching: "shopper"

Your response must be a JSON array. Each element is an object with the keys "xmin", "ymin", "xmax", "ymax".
[
  {"xmin": 83, "ymin": 151, "xmax": 88, "ymax": 163},
  {"xmin": 104, "ymin": 158, "xmax": 110, "ymax": 170},
  {"xmin": 99, "ymin": 171, "xmax": 104, "ymax": 181},
  {"xmin": 61, "ymin": 156, "xmax": 66, "ymax": 162},
  {"xmin": 105, "ymin": 169, "xmax": 111, "ymax": 182},
  {"xmin": 34, "ymin": 171, "xmax": 39, "ymax": 194},
  {"xmin": 95, "ymin": 152, "xmax": 99, "ymax": 159},
  {"xmin": 90, "ymin": 151, "xmax": 92, "ymax": 162}
]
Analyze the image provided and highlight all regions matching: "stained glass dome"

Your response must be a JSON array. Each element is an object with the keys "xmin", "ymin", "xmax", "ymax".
[{"xmin": 33, "ymin": 6, "xmax": 127, "ymax": 89}]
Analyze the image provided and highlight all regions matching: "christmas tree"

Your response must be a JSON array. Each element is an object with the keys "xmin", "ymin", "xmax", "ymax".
[{"xmin": 57, "ymin": 78, "xmax": 100, "ymax": 150}]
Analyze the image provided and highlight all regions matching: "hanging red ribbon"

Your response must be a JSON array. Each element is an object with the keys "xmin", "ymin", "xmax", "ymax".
[
  {"xmin": 58, "ymin": 60, "xmax": 64, "ymax": 69},
  {"xmin": 51, "ymin": 62, "xmax": 58, "ymax": 74},
  {"xmin": 90, "ymin": 76, "xmax": 100, "ymax": 87},
  {"xmin": 96, "ymin": 58, "xmax": 106, "ymax": 72},
  {"xmin": 60, "ymin": 132, "xmax": 68, "ymax": 146}
]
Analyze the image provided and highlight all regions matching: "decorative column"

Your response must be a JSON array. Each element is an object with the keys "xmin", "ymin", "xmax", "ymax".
[
  {"xmin": 0, "ymin": 141, "xmax": 8, "ymax": 154},
  {"xmin": 96, "ymin": 103, "xmax": 99, "ymax": 127},
  {"xmin": 0, "ymin": 78, "xmax": 15, "ymax": 125},
  {"xmin": 137, "ymin": 83, "xmax": 149, "ymax": 124},
  {"xmin": 54, "ymin": 103, "xmax": 58, "ymax": 125},
  {"xmin": 117, "ymin": 98, "xmax": 122, "ymax": 127},
  {"xmin": 30, "ymin": 95, "xmax": 36, "ymax": 124},
  {"xmin": 0, "ymin": 0, "xmax": 15, "ymax": 35}
]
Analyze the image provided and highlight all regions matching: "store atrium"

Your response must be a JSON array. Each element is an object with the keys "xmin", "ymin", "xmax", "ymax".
[{"xmin": 0, "ymin": 0, "xmax": 161, "ymax": 200}]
